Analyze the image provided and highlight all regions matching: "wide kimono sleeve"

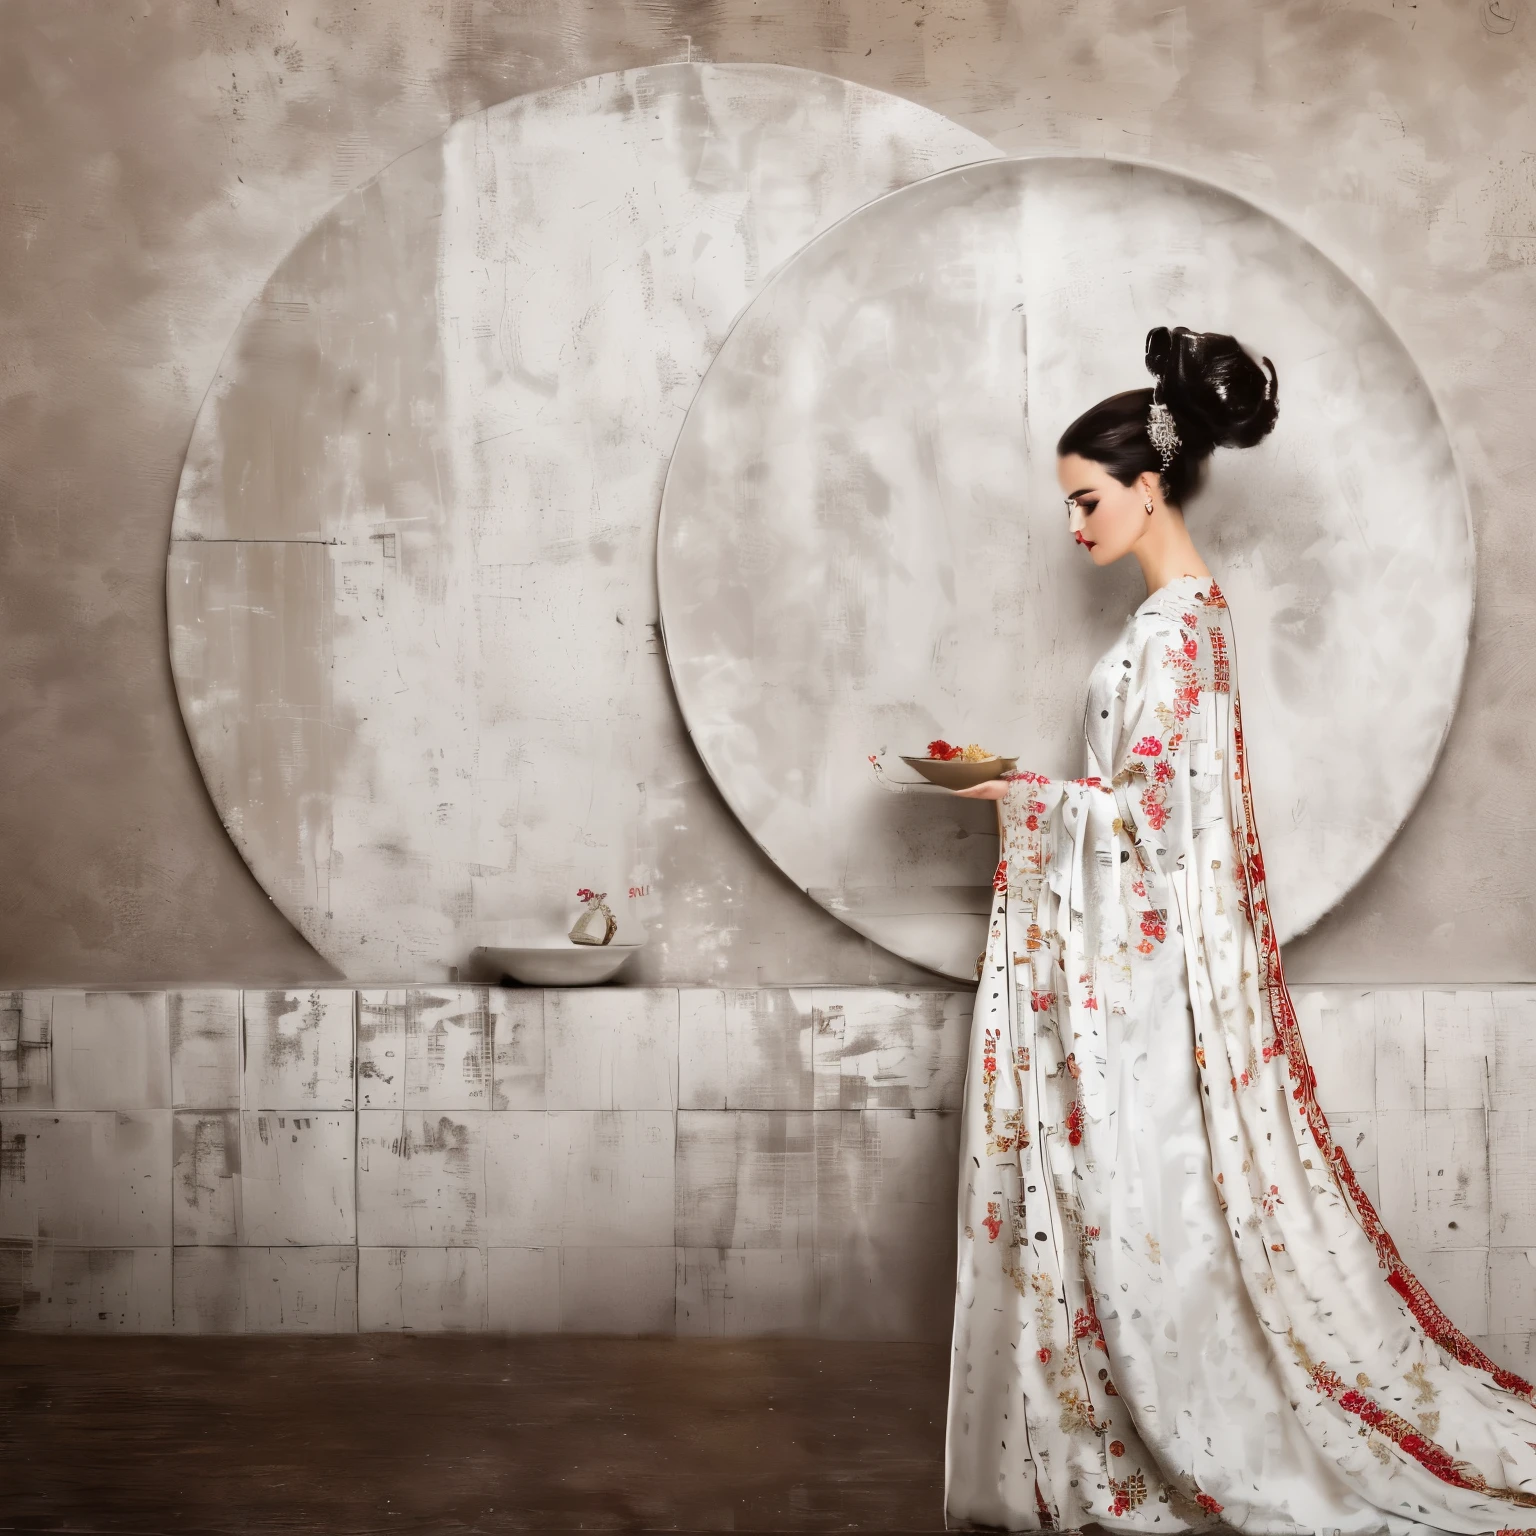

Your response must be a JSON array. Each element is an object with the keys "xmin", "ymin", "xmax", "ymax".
[{"xmin": 995, "ymin": 610, "xmax": 1199, "ymax": 898}]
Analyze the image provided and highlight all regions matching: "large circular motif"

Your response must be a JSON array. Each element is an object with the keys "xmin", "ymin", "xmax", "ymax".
[
  {"xmin": 166, "ymin": 63, "xmax": 997, "ymax": 979},
  {"xmin": 656, "ymin": 155, "xmax": 1474, "ymax": 981}
]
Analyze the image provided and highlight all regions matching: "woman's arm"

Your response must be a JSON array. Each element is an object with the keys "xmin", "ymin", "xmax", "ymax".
[
  {"xmin": 948, "ymin": 612, "xmax": 1196, "ymax": 856},
  {"xmin": 950, "ymin": 779, "xmax": 1008, "ymax": 799},
  {"xmin": 951, "ymin": 773, "xmax": 1017, "ymax": 853}
]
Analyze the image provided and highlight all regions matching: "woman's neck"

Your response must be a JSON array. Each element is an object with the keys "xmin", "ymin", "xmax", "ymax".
[{"xmin": 1134, "ymin": 508, "xmax": 1211, "ymax": 597}]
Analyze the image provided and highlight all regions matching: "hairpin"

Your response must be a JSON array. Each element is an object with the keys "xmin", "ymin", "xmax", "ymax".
[{"xmin": 1147, "ymin": 395, "xmax": 1181, "ymax": 469}]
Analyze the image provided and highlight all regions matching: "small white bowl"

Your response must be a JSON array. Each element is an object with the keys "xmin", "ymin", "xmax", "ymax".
[{"xmin": 474, "ymin": 941, "xmax": 643, "ymax": 986}]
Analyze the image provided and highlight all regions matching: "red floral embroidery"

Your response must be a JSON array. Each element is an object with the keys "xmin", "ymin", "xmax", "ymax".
[
  {"xmin": 1209, "ymin": 627, "xmax": 1230, "ymax": 691},
  {"xmin": 1031, "ymin": 990, "xmax": 1056, "ymax": 1013},
  {"xmin": 1195, "ymin": 1491, "xmax": 1224, "ymax": 1515},
  {"xmin": 1109, "ymin": 1439, "xmax": 1126, "ymax": 1457},
  {"xmin": 992, "ymin": 857, "xmax": 1008, "ymax": 892},
  {"xmin": 1065, "ymin": 1099, "xmax": 1085, "ymax": 1146},
  {"xmin": 1229, "ymin": 672, "xmax": 1536, "ymax": 1408},
  {"xmin": 1295, "ymin": 1346, "xmax": 1536, "ymax": 1504},
  {"xmin": 1108, "ymin": 1471, "xmax": 1148, "ymax": 1515},
  {"xmin": 1072, "ymin": 1291, "xmax": 1107, "ymax": 1350},
  {"xmin": 983, "ymin": 1200, "xmax": 1003, "ymax": 1242},
  {"xmin": 1139, "ymin": 910, "xmax": 1166, "ymax": 943},
  {"xmin": 1037, "ymin": 1346, "xmax": 1052, "ymax": 1363},
  {"xmin": 1123, "ymin": 624, "xmax": 1200, "ymax": 841}
]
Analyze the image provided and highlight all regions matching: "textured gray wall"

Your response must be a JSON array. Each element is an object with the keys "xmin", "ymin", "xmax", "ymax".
[
  {"xmin": 4, "ymin": 984, "xmax": 1532, "ymax": 1344},
  {"xmin": 163, "ymin": 64, "xmax": 997, "ymax": 984},
  {"xmin": 2, "ymin": 0, "xmax": 1533, "ymax": 985}
]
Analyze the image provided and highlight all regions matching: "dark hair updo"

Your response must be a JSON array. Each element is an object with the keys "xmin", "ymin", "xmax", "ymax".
[{"xmin": 1056, "ymin": 325, "xmax": 1280, "ymax": 507}]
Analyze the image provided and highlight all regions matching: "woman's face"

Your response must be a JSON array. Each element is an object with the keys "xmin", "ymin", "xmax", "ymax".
[{"xmin": 1057, "ymin": 453, "xmax": 1155, "ymax": 566}]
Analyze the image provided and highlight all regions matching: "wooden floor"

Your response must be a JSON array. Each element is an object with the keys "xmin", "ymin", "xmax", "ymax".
[{"xmin": 0, "ymin": 1334, "xmax": 959, "ymax": 1533}]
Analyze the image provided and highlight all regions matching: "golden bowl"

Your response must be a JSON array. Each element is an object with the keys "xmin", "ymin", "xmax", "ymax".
[{"xmin": 899, "ymin": 754, "xmax": 1018, "ymax": 790}]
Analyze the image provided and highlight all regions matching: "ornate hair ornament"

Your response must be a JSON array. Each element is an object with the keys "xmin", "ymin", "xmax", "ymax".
[{"xmin": 1147, "ymin": 391, "xmax": 1182, "ymax": 470}]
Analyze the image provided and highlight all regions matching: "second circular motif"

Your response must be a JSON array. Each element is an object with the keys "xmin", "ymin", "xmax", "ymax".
[{"xmin": 656, "ymin": 155, "xmax": 1473, "ymax": 981}]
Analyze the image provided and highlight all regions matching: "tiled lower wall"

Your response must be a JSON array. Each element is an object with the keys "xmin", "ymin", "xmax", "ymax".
[{"xmin": 1, "ymin": 985, "xmax": 1534, "ymax": 1361}]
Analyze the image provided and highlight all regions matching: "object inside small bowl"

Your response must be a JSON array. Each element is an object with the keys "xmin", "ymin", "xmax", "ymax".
[{"xmin": 928, "ymin": 738, "xmax": 1001, "ymax": 762}]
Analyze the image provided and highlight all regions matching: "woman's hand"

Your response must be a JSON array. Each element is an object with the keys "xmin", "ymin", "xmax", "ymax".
[{"xmin": 950, "ymin": 778, "xmax": 1011, "ymax": 800}]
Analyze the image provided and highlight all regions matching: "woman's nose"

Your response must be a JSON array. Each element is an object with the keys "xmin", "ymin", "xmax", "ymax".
[{"xmin": 1067, "ymin": 502, "xmax": 1086, "ymax": 536}]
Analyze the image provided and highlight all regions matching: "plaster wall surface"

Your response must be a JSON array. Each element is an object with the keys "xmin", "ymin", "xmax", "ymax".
[
  {"xmin": 4, "ymin": 984, "xmax": 1533, "ymax": 1354},
  {"xmin": 2, "ymin": 0, "xmax": 1534, "ymax": 985}
]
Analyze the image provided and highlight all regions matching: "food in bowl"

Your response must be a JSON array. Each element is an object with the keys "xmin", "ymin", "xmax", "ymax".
[
  {"xmin": 901, "ymin": 741, "xmax": 1019, "ymax": 789},
  {"xmin": 927, "ymin": 738, "xmax": 1000, "ymax": 763}
]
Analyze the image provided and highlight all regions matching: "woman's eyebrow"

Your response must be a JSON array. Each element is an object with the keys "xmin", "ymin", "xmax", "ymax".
[{"xmin": 1067, "ymin": 487, "xmax": 1096, "ymax": 500}]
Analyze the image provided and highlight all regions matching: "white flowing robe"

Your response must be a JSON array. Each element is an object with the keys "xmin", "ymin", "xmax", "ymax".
[{"xmin": 945, "ymin": 573, "xmax": 1536, "ymax": 1535}]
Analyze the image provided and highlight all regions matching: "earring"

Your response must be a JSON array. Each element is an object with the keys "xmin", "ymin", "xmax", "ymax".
[{"xmin": 1144, "ymin": 498, "xmax": 1154, "ymax": 516}]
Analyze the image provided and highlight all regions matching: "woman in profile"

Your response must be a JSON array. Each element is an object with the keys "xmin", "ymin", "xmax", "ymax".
[{"xmin": 942, "ymin": 325, "xmax": 1536, "ymax": 1534}]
